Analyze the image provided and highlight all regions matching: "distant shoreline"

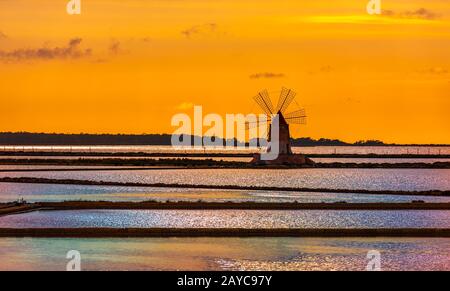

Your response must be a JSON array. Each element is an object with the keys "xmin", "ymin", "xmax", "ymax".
[
  {"xmin": 1, "ymin": 132, "xmax": 448, "ymax": 147},
  {"xmin": 0, "ymin": 151, "xmax": 449, "ymax": 159},
  {"xmin": 0, "ymin": 158, "xmax": 450, "ymax": 169}
]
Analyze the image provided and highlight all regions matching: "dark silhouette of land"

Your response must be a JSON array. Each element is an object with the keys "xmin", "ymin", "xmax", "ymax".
[
  {"xmin": 0, "ymin": 151, "xmax": 448, "ymax": 159},
  {"xmin": 0, "ymin": 132, "xmax": 448, "ymax": 146},
  {"xmin": 0, "ymin": 227, "xmax": 449, "ymax": 238},
  {"xmin": 0, "ymin": 158, "xmax": 449, "ymax": 169},
  {"xmin": 2, "ymin": 201, "xmax": 450, "ymax": 214}
]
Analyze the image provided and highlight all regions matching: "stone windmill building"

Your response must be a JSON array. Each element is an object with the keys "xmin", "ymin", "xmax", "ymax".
[{"xmin": 249, "ymin": 88, "xmax": 314, "ymax": 166}]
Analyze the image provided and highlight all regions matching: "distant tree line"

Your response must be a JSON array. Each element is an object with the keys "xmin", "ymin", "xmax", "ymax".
[
  {"xmin": 0, "ymin": 132, "xmax": 174, "ymax": 146},
  {"xmin": 0, "ymin": 132, "xmax": 238, "ymax": 146},
  {"xmin": 0, "ymin": 132, "xmax": 446, "ymax": 146},
  {"xmin": 290, "ymin": 138, "xmax": 387, "ymax": 147}
]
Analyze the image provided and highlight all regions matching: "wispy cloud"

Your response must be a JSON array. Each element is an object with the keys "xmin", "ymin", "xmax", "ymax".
[
  {"xmin": 417, "ymin": 67, "xmax": 448, "ymax": 75},
  {"xmin": 0, "ymin": 31, "xmax": 7, "ymax": 39},
  {"xmin": 307, "ymin": 65, "xmax": 334, "ymax": 75},
  {"xmin": 181, "ymin": 23, "xmax": 218, "ymax": 38},
  {"xmin": 0, "ymin": 38, "xmax": 92, "ymax": 62},
  {"xmin": 299, "ymin": 8, "xmax": 441, "ymax": 25},
  {"xmin": 383, "ymin": 8, "xmax": 441, "ymax": 20},
  {"xmin": 176, "ymin": 102, "xmax": 195, "ymax": 111},
  {"xmin": 249, "ymin": 72, "xmax": 285, "ymax": 79},
  {"xmin": 319, "ymin": 65, "xmax": 333, "ymax": 73}
]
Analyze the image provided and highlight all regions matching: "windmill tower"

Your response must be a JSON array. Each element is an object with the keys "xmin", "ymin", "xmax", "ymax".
[{"xmin": 249, "ymin": 87, "xmax": 314, "ymax": 166}]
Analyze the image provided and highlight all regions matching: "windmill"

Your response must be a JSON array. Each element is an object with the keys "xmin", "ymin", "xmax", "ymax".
[{"xmin": 248, "ymin": 87, "xmax": 313, "ymax": 166}]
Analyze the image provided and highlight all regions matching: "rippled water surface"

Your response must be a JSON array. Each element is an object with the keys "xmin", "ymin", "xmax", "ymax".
[
  {"xmin": 0, "ymin": 165, "xmax": 149, "ymax": 170},
  {"xmin": 0, "ymin": 237, "xmax": 448, "ymax": 270},
  {"xmin": 312, "ymin": 158, "xmax": 450, "ymax": 164},
  {"xmin": 1, "ymin": 183, "xmax": 450, "ymax": 203},
  {"xmin": 1, "ymin": 209, "xmax": 449, "ymax": 229},
  {"xmin": 1, "ymin": 168, "xmax": 449, "ymax": 191},
  {"xmin": 1, "ymin": 156, "xmax": 450, "ymax": 164},
  {"xmin": 1, "ymin": 145, "xmax": 449, "ymax": 271}
]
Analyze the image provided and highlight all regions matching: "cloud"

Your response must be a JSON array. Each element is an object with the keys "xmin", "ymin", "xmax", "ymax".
[
  {"xmin": 383, "ymin": 8, "xmax": 440, "ymax": 20},
  {"xmin": 300, "ymin": 8, "xmax": 441, "ymax": 25},
  {"xmin": 418, "ymin": 67, "xmax": 448, "ymax": 75},
  {"xmin": 92, "ymin": 58, "xmax": 108, "ymax": 64},
  {"xmin": 307, "ymin": 66, "xmax": 334, "ymax": 75},
  {"xmin": 176, "ymin": 102, "xmax": 195, "ymax": 111},
  {"xmin": 249, "ymin": 72, "xmax": 286, "ymax": 79},
  {"xmin": 181, "ymin": 23, "xmax": 217, "ymax": 38},
  {"xmin": 0, "ymin": 31, "xmax": 7, "ymax": 39},
  {"xmin": 319, "ymin": 65, "xmax": 333, "ymax": 73},
  {"xmin": 0, "ymin": 38, "xmax": 92, "ymax": 62}
]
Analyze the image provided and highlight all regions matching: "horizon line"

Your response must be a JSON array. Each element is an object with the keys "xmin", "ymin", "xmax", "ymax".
[{"xmin": 0, "ymin": 132, "xmax": 449, "ymax": 146}]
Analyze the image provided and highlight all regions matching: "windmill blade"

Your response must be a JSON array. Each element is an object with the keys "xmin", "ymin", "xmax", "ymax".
[
  {"xmin": 276, "ymin": 87, "xmax": 296, "ymax": 114},
  {"xmin": 253, "ymin": 90, "xmax": 275, "ymax": 115},
  {"xmin": 284, "ymin": 109, "xmax": 305, "ymax": 120},
  {"xmin": 285, "ymin": 116, "xmax": 307, "ymax": 124},
  {"xmin": 284, "ymin": 109, "xmax": 307, "ymax": 124}
]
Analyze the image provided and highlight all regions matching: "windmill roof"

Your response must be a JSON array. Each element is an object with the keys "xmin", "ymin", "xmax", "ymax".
[{"xmin": 277, "ymin": 111, "xmax": 289, "ymax": 126}]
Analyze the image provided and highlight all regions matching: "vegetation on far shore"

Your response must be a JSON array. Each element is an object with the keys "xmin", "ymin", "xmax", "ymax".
[
  {"xmin": 0, "ymin": 157, "xmax": 449, "ymax": 169},
  {"xmin": 1, "ymin": 132, "xmax": 448, "ymax": 147}
]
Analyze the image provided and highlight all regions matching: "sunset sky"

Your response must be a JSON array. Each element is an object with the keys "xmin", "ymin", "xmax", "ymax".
[{"xmin": 0, "ymin": 0, "xmax": 449, "ymax": 144}]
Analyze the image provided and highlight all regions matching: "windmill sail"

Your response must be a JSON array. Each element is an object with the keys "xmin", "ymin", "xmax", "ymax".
[
  {"xmin": 253, "ymin": 90, "xmax": 275, "ymax": 116},
  {"xmin": 284, "ymin": 116, "xmax": 307, "ymax": 124},
  {"xmin": 250, "ymin": 87, "xmax": 306, "ymax": 132},
  {"xmin": 276, "ymin": 87, "xmax": 296, "ymax": 114},
  {"xmin": 284, "ymin": 109, "xmax": 307, "ymax": 124}
]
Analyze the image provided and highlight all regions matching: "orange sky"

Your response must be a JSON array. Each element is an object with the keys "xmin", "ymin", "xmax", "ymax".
[{"xmin": 0, "ymin": 0, "xmax": 449, "ymax": 144}]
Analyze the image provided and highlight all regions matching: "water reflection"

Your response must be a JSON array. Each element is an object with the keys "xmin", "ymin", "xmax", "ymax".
[
  {"xmin": 1, "ymin": 183, "xmax": 450, "ymax": 203},
  {"xmin": 1, "ymin": 209, "xmax": 449, "ymax": 229},
  {"xmin": 0, "ymin": 237, "xmax": 448, "ymax": 271},
  {"xmin": 1, "ymin": 156, "xmax": 450, "ymax": 164},
  {"xmin": 1, "ymin": 168, "xmax": 449, "ymax": 191}
]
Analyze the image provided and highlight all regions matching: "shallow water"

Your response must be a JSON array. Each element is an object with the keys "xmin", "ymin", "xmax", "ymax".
[
  {"xmin": 0, "ymin": 156, "xmax": 254, "ymax": 162},
  {"xmin": 0, "ymin": 237, "xmax": 448, "ymax": 270},
  {"xmin": 312, "ymin": 158, "xmax": 450, "ymax": 164},
  {"xmin": 1, "ymin": 168, "xmax": 449, "ymax": 191},
  {"xmin": 1, "ymin": 156, "xmax": 450, "ymax": 164},
  {"xmin": 1, "ymin": 183, "xmax": 450, "ymax": 204},
  {"xmin": 0, "ymin": 165, "xmax": 148, "ymax": 170},
  {"xmin": 1, "ymin": 209, "xmax": 449, "ymax": 229}
]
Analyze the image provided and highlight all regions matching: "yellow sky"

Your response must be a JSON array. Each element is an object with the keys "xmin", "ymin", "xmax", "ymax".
[{"xmin": 0, "ymin": 0, "xmax": 449, "ymax": 144}]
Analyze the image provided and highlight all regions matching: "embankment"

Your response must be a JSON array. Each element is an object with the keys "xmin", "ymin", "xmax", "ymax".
[
  {"xmin": 1, "ymin": 158, "xmax": 450, "ymax": 168},
  {"xmin": 1, "ymin": 228, "xmax": 449, "ymax": 238}
]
